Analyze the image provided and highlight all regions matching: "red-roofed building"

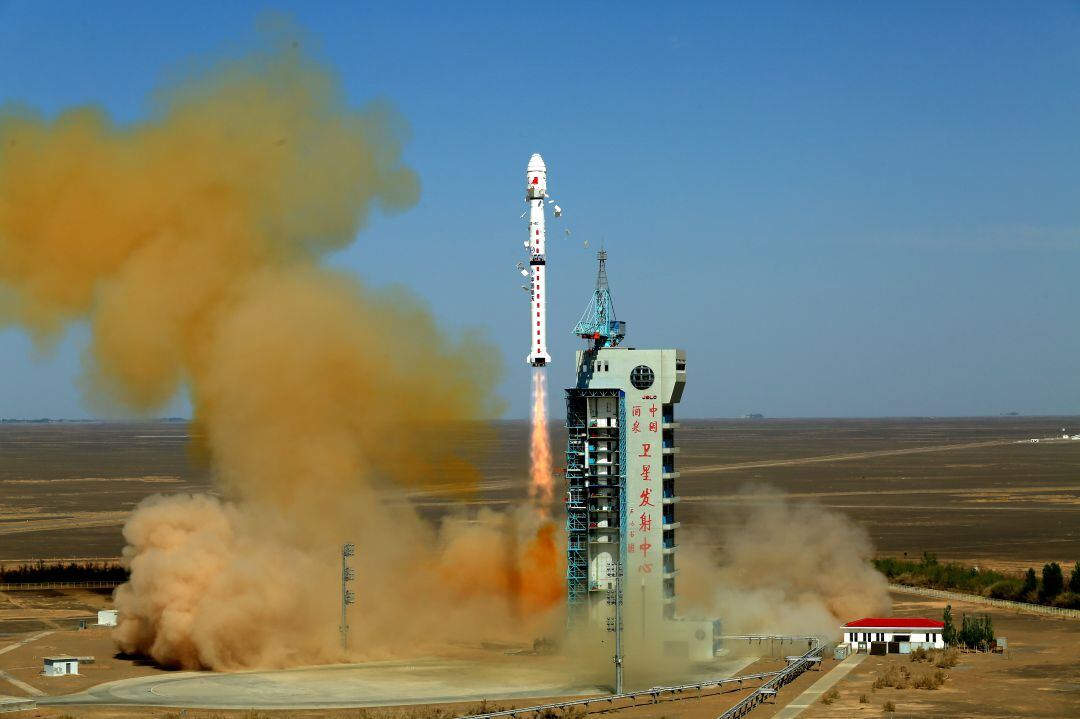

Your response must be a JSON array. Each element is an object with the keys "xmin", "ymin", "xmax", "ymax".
[{"xmin": 842, "ymin": 617, "xmax": 945, "ymax": 654}]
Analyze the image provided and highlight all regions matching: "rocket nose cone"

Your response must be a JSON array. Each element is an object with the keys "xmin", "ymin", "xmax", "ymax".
[{"xmin": 527, "ymin": 153, "xmax": 547, "ymax": 173}]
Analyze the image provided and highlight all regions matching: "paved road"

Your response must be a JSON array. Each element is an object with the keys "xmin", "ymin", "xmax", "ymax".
[
  {"xmin": 0, "ymin": 631, "xmax": 53, "ymax": 657},
  {"xmin": 0, "ymin": 670, "xmax": 43, "ymax": 697},
  {"xmin": 681, "ymin": 438, "xmax": 1025, "ymax": 475},
  {"xmin": 40, "ymin": 655, "xmax": 759, "ymax": 710},
  {"xmin": 771, "ymin": 654, "xmax": 867, "ymax": 719}
]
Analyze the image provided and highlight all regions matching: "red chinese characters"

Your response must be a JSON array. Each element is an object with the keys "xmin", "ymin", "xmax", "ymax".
[
  {"xmin": 640, "ymin": 464, "xmax": 651, "ymax": 481},
  {"xmin": 639, "ymin": 514, "xmax": 652, "ymax": 532},
  {"xmin": 639, "ymin": 488, "xmax": 654, "ymax": 507},
  {"xmin": 639, "ymin": 443, "xmax": 652, "ymax": 458}
]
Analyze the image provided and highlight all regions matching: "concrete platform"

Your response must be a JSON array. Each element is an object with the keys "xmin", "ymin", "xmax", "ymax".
[{"xmin": 39, "ymin": 655, "xmax": 758, "ymax": 710}]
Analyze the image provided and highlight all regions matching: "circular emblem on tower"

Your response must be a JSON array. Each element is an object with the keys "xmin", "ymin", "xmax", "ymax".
[{"xmin": 630, "ymin": 365, "xmax": 655, "ymax": 390}]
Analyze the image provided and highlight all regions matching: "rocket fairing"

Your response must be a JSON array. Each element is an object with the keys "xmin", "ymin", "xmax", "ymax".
[{"xmin": 525, "ymin": 153, "xmax": 552, "ymax": 367}]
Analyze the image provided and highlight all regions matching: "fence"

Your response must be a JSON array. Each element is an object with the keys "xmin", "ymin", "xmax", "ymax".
[
  {"xmin": 455, "ymin": 669, "xmax": 784, "ymax": 719},
  {"xmin": 0, "ymin": 581, "xmax": 122, "ymax": 591},
  {"xmin": 889, "ymin": 583, "xmax": 1080, "ymax": 620}
]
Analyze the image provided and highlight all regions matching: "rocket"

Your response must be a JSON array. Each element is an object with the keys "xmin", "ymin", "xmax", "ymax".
[{"xmin": 524, "ymin": 153, "xmax": 552, "ymax": 366}]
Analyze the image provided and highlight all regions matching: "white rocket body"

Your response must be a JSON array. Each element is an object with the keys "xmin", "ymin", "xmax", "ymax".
[{"xmin": 526, "ymin": 153, "xmax": 552, "ymax": 366}]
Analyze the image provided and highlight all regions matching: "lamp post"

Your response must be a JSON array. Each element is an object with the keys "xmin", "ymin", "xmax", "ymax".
[{"xmin": 341, "ymin": 543, "xmax": 356, "ymax": 651}]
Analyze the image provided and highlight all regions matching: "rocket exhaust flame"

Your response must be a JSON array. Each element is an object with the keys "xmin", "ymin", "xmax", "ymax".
[{"xmin": 529, "ymin": 368, "xmax": 554, "ymax": 515}]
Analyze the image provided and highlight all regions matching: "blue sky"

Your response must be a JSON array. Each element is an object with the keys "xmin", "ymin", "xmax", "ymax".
[{"xmin": 1, "ymin": 1, "xmax": 1079, "ymax": 419}]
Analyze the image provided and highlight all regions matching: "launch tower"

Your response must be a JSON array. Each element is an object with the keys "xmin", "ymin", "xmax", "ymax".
[{"xmin": 565, "ymin": 252, "xmax": 717, "ymax": 676}]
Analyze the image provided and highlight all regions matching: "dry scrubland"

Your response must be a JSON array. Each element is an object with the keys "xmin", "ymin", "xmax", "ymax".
[
  {"xmin": 2, "ymin": 416, "xmax": 1078, "ymax": 567},
  {"xmin": 1, "ymin": 417, "xmax": 1079, "ymax": 717}
]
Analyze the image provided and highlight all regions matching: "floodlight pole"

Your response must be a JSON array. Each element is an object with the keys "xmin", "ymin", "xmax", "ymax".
[
  {"xmin": 614, "ymin": 563, "xmax": 623, "ymax": 694},
  {"xmin": 341, "ymin": 543, "xmax": 356, "ymax": 652}
]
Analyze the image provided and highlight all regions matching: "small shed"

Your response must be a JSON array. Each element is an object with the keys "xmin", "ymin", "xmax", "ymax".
[
  {"xmin": 97, "ymin": 609, "xmax": 118, "ymax": 626},
  {"xmin": 842, "ymin": 617, "xmax": 945, "ymax": 654},
  {"xmin": 42, "ymin": 656, "xmax": 79, "ymax": 676}
]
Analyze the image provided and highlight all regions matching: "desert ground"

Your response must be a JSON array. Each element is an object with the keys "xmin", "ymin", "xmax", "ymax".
[
  {"xmin": 1, "ymin": 416, "xmax": 1078, "ymax": 716},
  {"xmin": 2, "ymin": 416, "xmax": 1078, "ymax": 567}
]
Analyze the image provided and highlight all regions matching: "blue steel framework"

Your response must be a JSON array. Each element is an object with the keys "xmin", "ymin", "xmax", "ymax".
[
  {"xmin": 573, "ymin": 250, "xmax": 626, "ymax": 349},
  {"xmin": 564, "ymin": 385, "xmax": 626, "ymax": 620}
]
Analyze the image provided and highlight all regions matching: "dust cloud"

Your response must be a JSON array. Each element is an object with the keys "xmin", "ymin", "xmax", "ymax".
[
  {"xmin": 680, "ymin": 485, "xmax": 891, "ymax": 640},
  {"xmin": 0, "ymin": 29, "xmax": 563, "ymax": 669}
]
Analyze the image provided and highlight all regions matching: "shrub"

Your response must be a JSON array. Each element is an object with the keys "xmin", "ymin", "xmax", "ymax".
[
  {"xmin": 873, "ymin": 665, "xmax": 911, "ymax": 690},
  {"xmin": 1070, "ymin": 562, "xmax": 1080, "ymax": 594},
  {"xmin": 932, "ymin": 647, "xmax": 959, "ymax": 668},
  {"xmin": 983, "ymin": 579, "xmax": 1023, "ymax": 600},
  {"xmin": 883, "ymin": 700, "xmax": 896, "ymax": 712},
  {"xmin": 821, "ymin": 687, "xmax": 840, "ymax": 705},
  {"xmin": 912, "ymin": 669, "xmax": 946, "ymax": 690},
  {"xmin": 0, "ymin": 560, "xmax": 128, "ymax": 583},
  {"xmin": 859, "ymin": 693, "xmax": 869, "ymax": 703},
  {"xmin": 910, "ymin": 646, "xmax": 928, "ymax": 663},
  {"xmin": 1051, "ymin": 591, "xmax": 1080, "ymax": 609}
]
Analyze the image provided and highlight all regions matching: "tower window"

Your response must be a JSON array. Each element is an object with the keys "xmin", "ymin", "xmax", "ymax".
[{"xmin": 630, "ymin": 365, "xmax": 655, "ymax": 390}]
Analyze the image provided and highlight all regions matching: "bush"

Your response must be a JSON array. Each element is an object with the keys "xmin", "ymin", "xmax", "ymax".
[
  {"xmin": 910, "ymin": 646, "xmax": 928, "ymax": 662},
  {"xmin": 883, "ymin": 700, "xmax": 896, "ymax": 712},
  {"xmin": 872, "ymin": 556, "xmax": 1067, "ymax": 607},
  {"xmin": 820, "ymin": 687, "xmax": 840, "ymax": 705},
  {"xmin": 0, "ymin": 560, "xmax": 128, "ymax": 584},
  {"xmin": 859, "ymin": 693, "xmax": 869, "ymax": 703},
  {"xmin": 873, "ymin": 665, "xmax": 911, "ymax": 690},
  {"xmin": 932, "ymin": 647, "xmax": 959, "ymax": 668},
  {"xmin": 912, "ymin": 669, "xmax": 947, "ymax": 690},
  {"xmin": 983, "ymin": 579, "xmax": 1023, "ymax": 600},
  {"xmin": 1051, "ymin": 591, "xmax": 1080, "ymax": 609}
]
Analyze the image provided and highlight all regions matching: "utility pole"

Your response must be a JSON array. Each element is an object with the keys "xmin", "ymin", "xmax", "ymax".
[
  {"xmin": 606, "ymin": 561, "xmax": 623, "ymax": 694},
  {"xmin": 340, "ymin": 543, "xmax": 356, "ymax": 652}
]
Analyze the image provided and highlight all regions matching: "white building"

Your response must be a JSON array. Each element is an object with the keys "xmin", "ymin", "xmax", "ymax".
[
  {"xmin": 842, "ymin": 617, "xmax": 945, "ymax": 654},
  {"xmin": 564, "ymin": 251, "xmax": 717, "ymax": 680},
  {"xmin": 96, "ymin": 609, "xmax": 118, "ymax": 626},
  {"xmin": 42, "ymin": 657, "xmax": 79, "ymax": 676}
]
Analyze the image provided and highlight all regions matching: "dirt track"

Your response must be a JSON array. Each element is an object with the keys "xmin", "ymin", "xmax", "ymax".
[{"xmin": 680, "ymin": 438, "xmax": 1028, "ymax": 474}]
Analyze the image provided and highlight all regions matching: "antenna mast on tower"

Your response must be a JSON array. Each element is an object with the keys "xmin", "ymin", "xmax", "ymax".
[{"xmin": 573, "ymin": 249, "xmax": 626, "ymax": 350}]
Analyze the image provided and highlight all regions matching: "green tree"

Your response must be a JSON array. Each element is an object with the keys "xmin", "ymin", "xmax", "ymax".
[
  {"xmin": 981, "ymin": 614, "xmax": 994, "ymax": 648},
  {"xmin": 942, "ymin": 605, "xmax": 957, "ymax": 647},
  {"xmin": 1021, "ymin": 567, "xmax": 1038, "ymax": 597},
  {"xmin": 1068, "ymin": 562, "xmax": 1080, "ymax": 594},
  {"xmin": 1041, "ymin": 562, "xmax": 1064, "ymax": 600}
]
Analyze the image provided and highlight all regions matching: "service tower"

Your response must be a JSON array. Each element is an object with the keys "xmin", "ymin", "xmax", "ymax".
[{"xmin": 565, "ymin": 251, "xmax": 717, "ymax": 677}]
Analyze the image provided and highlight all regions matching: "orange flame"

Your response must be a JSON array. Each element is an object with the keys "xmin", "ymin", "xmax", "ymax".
[{"xmin": 529, "ymin": 368, "xmax": 554, "ymax": 516}]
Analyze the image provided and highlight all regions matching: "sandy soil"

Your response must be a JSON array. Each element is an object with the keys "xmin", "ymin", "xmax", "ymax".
[
  {"xmin": 1, "ymin": 418, "xmax": 1078, "ymax": 717},
  {"xmin": 3, "ymin": 417, "xmax": 1080, "ymax": 567},
  {"xmin": 797, "ymin": 589, "xmax": 1080, "ymax": 717}
]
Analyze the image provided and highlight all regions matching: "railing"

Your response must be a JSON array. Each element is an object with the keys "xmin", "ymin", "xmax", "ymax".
[
  {"xmin": 717, "ymin": 640, "xmax": 825, "ymax": 719},
  {"xmin": 0, "ymin": 581, "xmax": 122, "ymax": 591},
  {"xmin": 889, "ymin": 584, "xmax": 1080, "ymax": 620},
  {"xmin": 455, "ymin": 669, "xmax": 784, "ymax": 719}
]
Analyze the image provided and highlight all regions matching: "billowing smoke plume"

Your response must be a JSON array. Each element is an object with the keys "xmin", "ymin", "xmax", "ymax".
[
  {"xmin": 0, "ymin": 29, "xmax": 562, "ymax": 669},
  {"xmin": 680, "ymin": 486, "xmax": 890, "ymax": 639}
]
